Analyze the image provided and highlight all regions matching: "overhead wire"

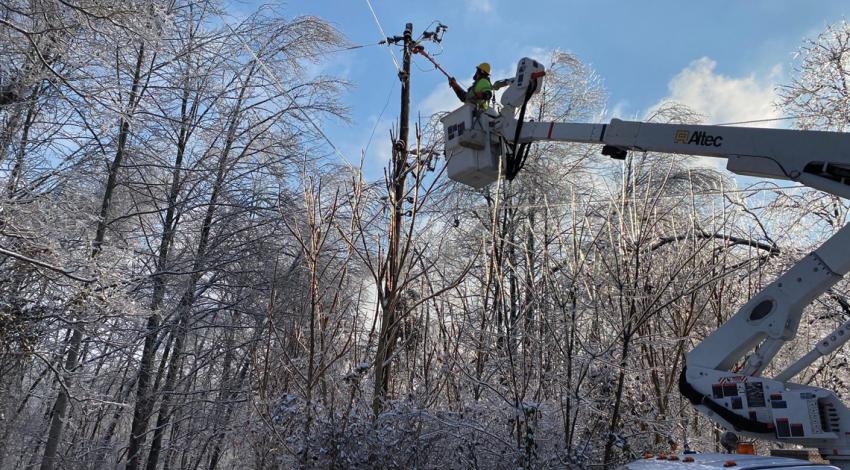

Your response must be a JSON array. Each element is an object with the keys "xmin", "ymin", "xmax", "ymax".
[
  {"xmin": 414, "ymin": 20, "xmax": 447, "ymax": 56},
  {"xmin": 364, "ymin": 0, "xmax": 402, "ymax": 73},
  {"xmin": 417, "ymin": 183, "xmax": 815, "ymax": 216},
  {"xmin": 285, "ymin": 42, "xmax": 382, "ymax": 61},
  {"xmin": 412, "ymin": 56, "xmax": 438, "ymax": 73},
  {"xmin": 499, "ymin": 183, "xmax": 810, "ymax": 210},
  {"xmin": 415, "ymin": 20, "xmax": 439, "ymax": 42},
  {"xmin": 364, "ymin": 80, "xmax": 397, "ymax": 158},
  {"xmin": 711, "ymin": 114, "xmax": 821, "ymax": 126}
]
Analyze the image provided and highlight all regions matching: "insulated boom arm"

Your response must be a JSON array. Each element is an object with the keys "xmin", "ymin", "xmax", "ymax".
[
  {"xmin": 512, "ymin": 119, "xmax": 850, "ymax": 464},
  {"xmin": 514, "ymin": 119, "xmax": 850, "ymax": 199},
  {"xmin": 440, "ymin": 57, "xmax": 850, "ymax": 466},
  {"xmin": 512, "ymin": 117, "xmax": 850, "ymax": 373}
]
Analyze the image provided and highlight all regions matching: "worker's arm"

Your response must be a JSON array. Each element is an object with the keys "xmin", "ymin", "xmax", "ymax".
[
  {"xmin": 448, "ymin": 77, "xmax": 466, "ymax": 102},
  {"xmin": 493, "ymin": 78, "xmax": 510, "ymax": 90}
]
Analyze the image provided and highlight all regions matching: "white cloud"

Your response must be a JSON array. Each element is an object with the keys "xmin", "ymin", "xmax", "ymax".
[
  {"xmin": 608, "ymin": 100, "xmax": 634, "ymax": 120},
  {"xmin": 644, "ymin": 57, "xmax": 785, "ymax": 172},
  {"xmin": 520, "ymin": 46, "xmax": 548, "ymax": 61},
  {"xmin": 420, "ymin": 85, "xmax": 460, "ymax": 118},
  {"xmin": 349, "ymin": 115, "xmax": 395, "ymax": 177},
  {"xmin": 367, "ymin": 124, "xmax": 394, "ymax": 167},
  {"xmin": 467, "ymin": 0, "xmax": 494, "ymax": 13},
  {"xmin": 654, "ymin": 57, "xmax": 782, "ymax": 127}
]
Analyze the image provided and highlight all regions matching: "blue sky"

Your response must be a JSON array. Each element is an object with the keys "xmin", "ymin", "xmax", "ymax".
[{"xmin": 268, "ymin": 1, "xmax": 850, "ymax": 177}]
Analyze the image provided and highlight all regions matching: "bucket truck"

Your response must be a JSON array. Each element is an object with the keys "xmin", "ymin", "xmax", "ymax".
[{"xmin": 441, "ymin": 57, "xmax": 850, "ymax": 469}]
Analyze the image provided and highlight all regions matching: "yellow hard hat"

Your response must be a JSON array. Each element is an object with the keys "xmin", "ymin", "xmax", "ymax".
[{"xmin": 477, "ymin": 62, "xmax": 491, "ymax": 75}]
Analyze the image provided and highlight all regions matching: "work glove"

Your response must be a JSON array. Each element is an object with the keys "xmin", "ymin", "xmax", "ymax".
[
  {"xmin": 493, "ymin": 79, "xmax": 510, "ymax": 90},
  {"xmin": 449, "ymin": 77, "xmax": 466, "ymax": 102}
]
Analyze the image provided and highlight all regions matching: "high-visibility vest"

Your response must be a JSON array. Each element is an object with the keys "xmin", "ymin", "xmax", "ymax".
[{"xmin": 466, "ymin": 77, "xmax": 493, "ymax": 110}]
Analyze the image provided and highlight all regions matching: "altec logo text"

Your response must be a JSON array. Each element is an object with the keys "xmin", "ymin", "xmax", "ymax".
[{"xmin": 674, "ymin": 130, "xmax": 723, "ymax": 147}]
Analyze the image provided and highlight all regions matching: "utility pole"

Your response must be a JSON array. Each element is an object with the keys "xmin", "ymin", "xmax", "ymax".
[
  {"xmin": 372, "ymin": 21, "xmax": 412, "ymax": 418},
  {"xmin": 399, "ymin": 22, "xmax": 412, "ymax": 157},
  {"xmin": 372, "ymin": 21, "xmax": 445, "ymax": 417}
]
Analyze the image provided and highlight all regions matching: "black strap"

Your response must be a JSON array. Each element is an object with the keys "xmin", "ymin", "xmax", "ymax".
[{"xmin": 505, "ymin": 82, "xmax": 537, "ymax": 181}]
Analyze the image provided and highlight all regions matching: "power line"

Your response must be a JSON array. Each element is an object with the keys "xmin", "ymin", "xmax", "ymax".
[
  {"xmin": 411, "ymin": 54, "xmax": 438, "ymax": 73},
  {"xmin": 364, "ymin": 0, "xmax": 402, "ymax": 73},
  {"xmin": 423, "ymin": 183, "xmax": 814, "ymax": 214},
  {"xmin": 711, "ymin": 114, "xmax": 821, "ymax": 127},
  {"xmin": 364, "ymin": 80, "xmax": 397, "ymax": 158},
  {"xmin": 285, "ymin": 42, "xmax": 381, "ymax": 61},
  {"xmin": 226, "ymin": 24, "xmax": 355, "ymax": 170}
]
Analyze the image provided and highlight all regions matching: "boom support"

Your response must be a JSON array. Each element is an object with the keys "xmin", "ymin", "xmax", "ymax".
[
  {"xmin": 441, "ymin": 57, "xmax": 850, "ymax": 466},
  {"xmin": 513, "ymin": 119, "xmax": 850, "ymax": 199}
]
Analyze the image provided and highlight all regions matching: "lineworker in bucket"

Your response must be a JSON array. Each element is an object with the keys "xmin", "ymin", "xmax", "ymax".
[{"xmin": 448, "ymin": 62, "xmax": 508, "ymax": 112}]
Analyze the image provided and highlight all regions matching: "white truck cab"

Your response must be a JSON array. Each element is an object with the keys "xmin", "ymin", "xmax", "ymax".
[{"xmin": 626, "ymin": 452, "xmax": 838, "ymax": 470}]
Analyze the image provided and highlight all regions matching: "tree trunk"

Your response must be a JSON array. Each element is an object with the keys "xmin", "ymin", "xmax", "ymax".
[
  {"xmin": 603, "ymin": 332, "xmax": 632, "ymax": 466},
  {"xmin": 6, "ymin": 84, "xmax": 40, "ymax": 197},
  {"xmin": 126, "ymin": 71, "xmax": 193, "ymax": 470},
  {"xmin": 144, "ymin": 65, "xmax": 250, "ymax": 470},
  {"xmin": 39, "ymin": 41, "xmax": 147, "ymax": 470}
]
